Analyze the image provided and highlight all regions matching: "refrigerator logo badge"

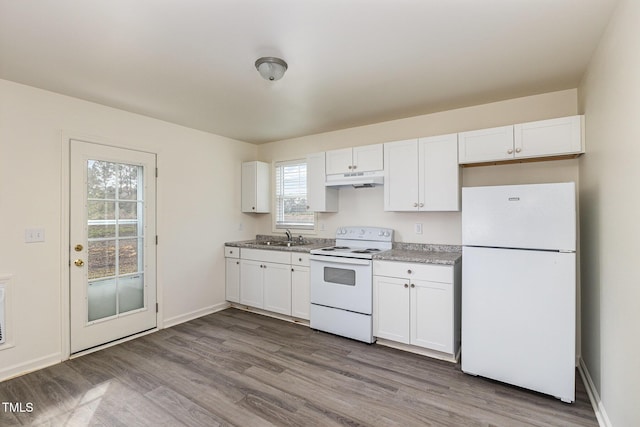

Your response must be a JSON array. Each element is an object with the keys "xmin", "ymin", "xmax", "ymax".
[{"xmin": 508, "ymin": 197, "xmax": 520, "ymax": 201}]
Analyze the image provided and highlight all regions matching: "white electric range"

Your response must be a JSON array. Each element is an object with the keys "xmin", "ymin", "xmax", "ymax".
[{"xmin": 309, "ymin": 226, "xmax": 394, "ymax": 343}]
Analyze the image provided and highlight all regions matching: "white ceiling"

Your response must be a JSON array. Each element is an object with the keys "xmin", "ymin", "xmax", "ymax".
[{"xmin": 0, "ymin": 0, "xmax": 618, "ymax": 144}]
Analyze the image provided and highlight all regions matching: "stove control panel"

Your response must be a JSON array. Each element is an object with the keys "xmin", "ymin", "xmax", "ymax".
[{"xmin": 336, "ymin": 226, "xmax": 393, "ymax": 241}]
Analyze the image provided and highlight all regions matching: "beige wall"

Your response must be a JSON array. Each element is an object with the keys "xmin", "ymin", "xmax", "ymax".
[
  {"xmin": 578, "ymin": 0, "xmax": 640, "ymax": 425},
  {"xmin": 0, "ymin": 79, "xmax": 258, "ymax": 380},
  {"xmin": 257, "ymin": 89, "xmax": 580, "ymax": 244}
]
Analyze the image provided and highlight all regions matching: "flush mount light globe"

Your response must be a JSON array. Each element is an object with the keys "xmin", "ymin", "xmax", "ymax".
[{"xmin": 255, "ymin": 57, "xmax": 288, "ymax": 81}]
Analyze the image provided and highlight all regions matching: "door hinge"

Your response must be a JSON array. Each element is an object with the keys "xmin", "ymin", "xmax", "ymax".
[
  {"xmin": 156, "ymin": 302, "xmax": 159, "ymax": 313},
  {"xmin": 155, "ymin": 235, "xmax": 158, "ymax": 245},
  {"xmin": 155, "ymin": 167, "xmax": 158, "ymax": 178}
]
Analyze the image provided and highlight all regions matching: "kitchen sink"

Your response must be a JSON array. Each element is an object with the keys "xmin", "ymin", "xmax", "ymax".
[{"xmin": 259, "ymin": 240, "xmax": 305, "ymax": 247}]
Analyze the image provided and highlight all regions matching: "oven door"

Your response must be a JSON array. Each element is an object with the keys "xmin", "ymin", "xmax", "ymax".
[{"xmin": 310, "ymin": 255, "xmax": 373, "ymax": 315}]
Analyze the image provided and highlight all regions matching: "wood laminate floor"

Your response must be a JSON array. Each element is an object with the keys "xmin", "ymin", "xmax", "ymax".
[{"xmin": 0, "ymin": 308, "xmax": 598, "ymax": 426}]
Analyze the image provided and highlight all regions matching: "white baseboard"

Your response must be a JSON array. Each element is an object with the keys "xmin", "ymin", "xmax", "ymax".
[
  {"xmin": 0, "ymin": 352, "xmax": 62, "ymax": 383},
  {"xmin": 578, "ymin": 357, "xmax": 612, "ymax": 427},
  {"xmin": 163, "ymin": 302, "xmax": 230, "ymax": 329}
]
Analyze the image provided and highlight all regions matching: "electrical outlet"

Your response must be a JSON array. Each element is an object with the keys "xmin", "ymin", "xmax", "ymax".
[
  {"xmin": 25, "ymin": 228, "xmax": 45, "ymax": 243},
  {"xmin": 238, "ymin": 222, "xmax": 243, "ymax": 231},
  {"xmin": 414, "ymin": 223, "xmax": 423, "ymax": 234}
]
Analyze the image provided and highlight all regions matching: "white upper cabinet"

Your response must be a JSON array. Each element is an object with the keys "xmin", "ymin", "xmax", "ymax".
[
  {"xmin": 241, "ymin": 161, "xmax": 270, "ymax": 213},
  {"xmin": 514, "ymin": 115, "xmax": 584, "ymax": 158},
  {"xmin": 458, "ymin": 125, "xmax": 514, "ymax": 164},
  {"xmin": 419, "ymin": 134, "xmax": 460, "ymax": 211},
  {"xmin": 384, "ymin": 134, "xmax": 460, "ymax": 212},
  {"xmin": 458, "ymin": 115, "xmax": 584, "ymax": 165},
  {"xmin": 306, "ymin": 152, "xmax": 338, "ymax": 212},
  {"xmin": 325, "ymin": 143, "xmax": 383, "ymax": 174}
]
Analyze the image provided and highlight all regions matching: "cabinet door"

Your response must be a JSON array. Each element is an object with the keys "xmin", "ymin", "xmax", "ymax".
[
  {"xmin": 225, "ymin": 258, "xmax": 240, "ymax": 303},
  {"xmin": 240, "ymin": 259, "xmax": 263, "ymax": 308},
  {"xmin": 306, "ymin": 152, "xmax": 338, "ymax": 212},
  {"xmin": 373, "ymin": 276, "xmax": 410, "ymax": 344},
  {"xmin": 353, "ymin": 143, "xmax": 383, "ymax": 172},
  {"xmin": 383, "ymin": 140, "xmax": 419, "ymax": 211},
  {"xmin": 458, "ymin": 125, "xmax": 514, "ymax": 164},
  {"xmin": 419, "ymin": 134, "xmax": 460, "ymax": 211},
  {"xmin": 241, "ymin": 161, "xmax": 270, "ymax": 213},
  {"xmin": 325, "ymin": 148, "xmax": 353, "ymax": 175},
  {"xmin": 411, "ymin": 279, "xmax": 453, "ymax": 353},
  {"xmin": 514, "ymin": 115, "xmax": 583, "ymax": 159},
  {"xmin": 263, "ymin": 262, "xmax": 292, "ymax": 315},
  {"xmin": 291, "ymin": 266, "xmax": 310, "ymax": 320}
]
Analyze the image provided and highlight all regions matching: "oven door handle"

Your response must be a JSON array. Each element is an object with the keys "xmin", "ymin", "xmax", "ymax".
[{"xmin": 310, "ymin": 255, "xmax": 371, "ymax": 266}]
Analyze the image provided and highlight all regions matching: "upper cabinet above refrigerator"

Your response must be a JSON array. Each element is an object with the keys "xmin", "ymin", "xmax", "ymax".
[{"xmin": 458, "ymin": 115, "xmax": 584, "ymax": 165}]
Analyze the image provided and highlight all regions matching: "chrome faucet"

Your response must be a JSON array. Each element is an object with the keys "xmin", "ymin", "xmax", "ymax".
[{"xmin": 285, "ymin": 229, "xmax": 292, "ymax": 242}]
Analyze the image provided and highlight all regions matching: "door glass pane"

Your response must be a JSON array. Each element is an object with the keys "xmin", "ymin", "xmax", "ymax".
[
  {"xmin": 88, "ymin": 240, "xmax": 116, "ymax": 279},
  {"xmin": 88, "ymin": 279, "xmax": 117, "ymax": 321},
  {"xmin": 87, "ymin": 160, "xmax": 117, "ymax": 199},
  {"xmin": 85, "ymin": 160, "xmax": 145, "ymax": 322},
  {"xmin": 119, "ymin": 274, "xmax": 144, "ymax": 314},
  {"xmin": 119, "ymin": 238, "xmax": 142, "ymax": 275},
  {"xmin": 118, "ymin": 164, "xmax": 139, "ymax": 200}
]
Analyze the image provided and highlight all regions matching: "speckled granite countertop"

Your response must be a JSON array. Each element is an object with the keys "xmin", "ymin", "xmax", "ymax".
[
  {"xmin": 226, "ymin": 236, "xmax": 461, "ymax": 264},
  {"xmin": 225, "ymin": 235, "xmax": 334, "ymax": 253},
  {"xmin": 373, "ymin": 243, "xmax": 462, "ymax": 265}
]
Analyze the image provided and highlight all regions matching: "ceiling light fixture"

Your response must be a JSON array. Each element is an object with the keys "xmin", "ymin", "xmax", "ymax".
[{"xmin": 255, "ymin": 57, "xmax": 288, "ymax": 81}]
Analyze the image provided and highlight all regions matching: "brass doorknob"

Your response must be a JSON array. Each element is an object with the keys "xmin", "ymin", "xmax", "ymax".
[
  {"xmin": 74, "ymin": 259, "xmax": 85, "ymax": 267},
  {"xmin": 74, "ymin": 244, "xmax": 83, "ymax": 252}
]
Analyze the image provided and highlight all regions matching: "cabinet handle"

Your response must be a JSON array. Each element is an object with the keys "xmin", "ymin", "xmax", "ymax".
[
  {"xmin": 236, "ymin": 261, "xmax": 239, "ymax": 265},
  {"xmin": 413, "ymin": 202, "xmax": 418, "ymax": 207},
  {"xmin": 229, "ymin": 250, "xmax": 233, "ymax": 254},
  {"xmin": 348, "ymin": 165, "xmax": 352, "ymax": 170},
  {"xmin": 419, "ymin": 203, "xmax": 424, "ymax": 207},
  {"xmin": 410, "ymin": 284, "xmax": 415, "ymax": 288},
  {"xmin": 404, "ymin": 284, "xmax": 409, "ymax": 288},
  {"xmin": 352, "ymin": 165, "xmax": 357, "ymax": 170},
  {"xmin": 291, "ymin": 268, "xmax": 294, "ymax": 272},
  {"xmin": 252, "ymin": 206, "xmax": 256, "ymax": 210},
  {"xmin": 515, "ymin": 148, "xmax": 522, "ymax": 153},
  {"xmin": 407, "ymin": 269, "xmax": 412, "ymax": 274},
  {"xmin": 298, "ymin": 257, "xmax": 302, "ymax": 262},
  {"xmin": 507, "ymin": 149, "xmax": 513, "ymax": 154}
]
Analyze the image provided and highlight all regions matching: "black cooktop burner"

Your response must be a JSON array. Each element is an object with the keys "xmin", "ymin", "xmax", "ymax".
[{"xmin": 321, "ymin": 246, "xmax": 351, "ymax": 251}]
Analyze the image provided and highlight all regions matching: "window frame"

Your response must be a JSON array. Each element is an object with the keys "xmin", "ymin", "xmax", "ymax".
[{"xmin": 272, "ymin": 159, "xmax": 316, "ymax": 233}]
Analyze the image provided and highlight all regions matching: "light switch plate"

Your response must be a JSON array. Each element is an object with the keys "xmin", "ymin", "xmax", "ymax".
[
  {"xmin": 25, "ymin": 228, "xmax": 45, "ymax": 243},
  {"xmin": 414, "ymin": 223, "xmax": 423, "ymax": 234}
]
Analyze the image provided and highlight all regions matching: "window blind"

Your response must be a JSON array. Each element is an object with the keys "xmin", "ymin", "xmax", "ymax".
[{"xmin": 275, "ymin": 160, "xmax": 314, "ymax": 230}]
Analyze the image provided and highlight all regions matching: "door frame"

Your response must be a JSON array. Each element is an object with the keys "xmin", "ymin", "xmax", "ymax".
[{"xmin": 60, "ymin": 132, "xmax": 162, "ymax": 360}]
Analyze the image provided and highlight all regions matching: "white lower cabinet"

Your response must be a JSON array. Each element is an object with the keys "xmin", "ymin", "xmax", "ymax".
[
  {"xmin": 291, "ymin": 253, "xmax": 310, "ymax": 320},
  {"xmin": 373, "ymin": 260, "xmax": 460, "ymax": 358},
  {"xmin": 229, "ymin": 247, "xmax": 310, "ymax": 319},
  {"xmin": 262, "ymin": 262, "xmax": 292, "ymax": 315},
  {"xmin": 225, "ymin": 246, "xmax": 240, "ymax": 303}
]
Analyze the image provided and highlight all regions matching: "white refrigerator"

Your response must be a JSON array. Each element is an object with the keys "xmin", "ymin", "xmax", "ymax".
[{"xmin": 461, "ymin": 182, "xmax": 576, "ymax": 403}]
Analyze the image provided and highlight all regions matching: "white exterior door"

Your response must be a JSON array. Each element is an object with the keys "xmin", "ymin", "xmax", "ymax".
[{"xmin": 70, "ymin": 140, "xmax": 157, "ymax": 354}]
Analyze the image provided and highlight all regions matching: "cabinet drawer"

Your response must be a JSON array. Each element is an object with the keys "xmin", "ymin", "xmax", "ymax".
[
  {"xmin": 241, "ymin": 248, "xmax": 291, "ymax": 264},
  {"xmin": 291, "ymin": 253, "xmax": 310, "ymax": 266},
  {"xmin": 374, "ymin": 260, "xmax": 453, "ymax": 283},
  {"xmin": 225, "ymin": 246, "xmax": 240, "ymax": 258}
]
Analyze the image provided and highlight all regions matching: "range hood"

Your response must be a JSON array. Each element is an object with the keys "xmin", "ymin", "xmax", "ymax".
[{"xmin": 325, "ymin": 170, "xmax": 384, "ymax": 188}]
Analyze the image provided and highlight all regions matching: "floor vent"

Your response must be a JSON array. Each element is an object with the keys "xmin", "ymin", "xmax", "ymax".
[{"xmin": 0, "ymin": 285, "xmax": 5, "ymax": 344}]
